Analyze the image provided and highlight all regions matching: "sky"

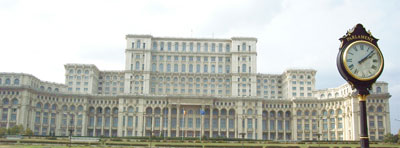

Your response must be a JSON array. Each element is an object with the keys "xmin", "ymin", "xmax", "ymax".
[{"xmin": 0, "ymin": 0, "xmax": 399, "ymax": 134}]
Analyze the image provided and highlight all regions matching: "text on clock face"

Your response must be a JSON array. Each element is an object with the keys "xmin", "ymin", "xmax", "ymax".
[{"xmin": 345, "ymin": 42, "xmax": 381, "ymax": 78}]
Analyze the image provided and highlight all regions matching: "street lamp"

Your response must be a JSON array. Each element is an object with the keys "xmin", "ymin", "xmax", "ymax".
[
  {"xmin": 149, "ymin": 118, "xmax": 153, "ymax": 148},
  {"xmin": 239, "ymin": 132, "xmax": 246, "ymax": 148},
  {"xmin": 68, "ymin": 115, "xmax": 74, "ymax": 148}
]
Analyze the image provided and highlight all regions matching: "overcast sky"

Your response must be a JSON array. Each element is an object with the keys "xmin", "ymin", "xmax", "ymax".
[{"xmin": 1, "ymin": 0, "xmax": 399, "ymax": 133}]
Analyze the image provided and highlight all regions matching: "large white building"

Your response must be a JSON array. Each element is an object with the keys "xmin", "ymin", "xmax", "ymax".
[{"xmin": 0, "ymin": 35, "xmax": 391, "ymax": 141}]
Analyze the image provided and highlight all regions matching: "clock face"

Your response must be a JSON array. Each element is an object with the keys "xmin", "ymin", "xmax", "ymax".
[{"xmin": 343, "ymin": 41, "xmax": 383, "ymax": 81}]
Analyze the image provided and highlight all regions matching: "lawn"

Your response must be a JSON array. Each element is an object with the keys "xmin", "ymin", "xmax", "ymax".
[{"xmin": 0, "ymin": 142, "xmax": 399, "ymax": 148}]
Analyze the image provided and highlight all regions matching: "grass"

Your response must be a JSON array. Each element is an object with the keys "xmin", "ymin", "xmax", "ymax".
[
  {"xmin": 1, "ymin": 143, "xmax": 399, "ymax": 148},
  {"xmin": 1, "ymin": 138, "xmax": 400, "ymax": 148}
]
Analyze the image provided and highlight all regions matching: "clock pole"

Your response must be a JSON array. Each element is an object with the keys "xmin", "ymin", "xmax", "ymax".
[
  {"xmin": 337, "ymin": 24, "xmax": 384, "ymax": 148},
  {"xmin": 358, "ymin": 90, "xmax": 369, "ymax": 148}
]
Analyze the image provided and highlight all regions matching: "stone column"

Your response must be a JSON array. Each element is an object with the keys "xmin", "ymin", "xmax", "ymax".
[
  {"xmin": 168, "ymin": 107, "xmax": 172, "ymax": 137},
  {"xmin": 177, "ymin": 105, "xmax": 180, "ymax": 137}
]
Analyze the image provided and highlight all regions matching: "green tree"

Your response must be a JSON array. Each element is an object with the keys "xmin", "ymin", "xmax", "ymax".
[
  {"xmin": 0, "ymin": 127, "xmax": 6, "ymax": 135},
  {"xmin": 383, "ymin": 133, "xmax": 396, "ymax": 143},
  {"xmin": 25, "ymin": 128, "xmax": 33, "ymax": 136},
  {"xmin": 398, "ymin": 130, "xmax": 400, "ymax": 144}
]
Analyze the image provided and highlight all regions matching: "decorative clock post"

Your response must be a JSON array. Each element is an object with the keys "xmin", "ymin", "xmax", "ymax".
[{"xmin": 337, "ymin": 24, "xmax": 384, "ymax": 148}]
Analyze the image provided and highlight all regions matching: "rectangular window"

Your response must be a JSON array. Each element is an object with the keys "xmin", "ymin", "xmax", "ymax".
[
  {"xmin": 105, "ymin": 117, "xmax": 110, "ymax": 126},
  {"xmin": 247, "ymin": 118, "xmax": 253, "ymax": 129},
  {"xmin": 188, "ymin": 118, "xmax": 193, "ymax": 128},
  {"xmin": 229, "ymin": 119, "xmax": 234, "ymax": 129},
  {"xmin": 220, "ymin": 118, "xmax": 226, "ymax": 129},
  {"xmin": 197, "ymin": 43, "xmax": 201, "ymax": 52},
  {"xmin": 204, "ymin": 118, "xmax": 210, "ymax": 129},
  {"xmin": 113, "ymin": 117, "xmax": 118, "ymax": 127},
  {"xmin": 270, "ymin": 120, "xmax": 275, "ymax": 130},
  {"xmin": 196, "ymin": 118, "xmax": 201, "ymax": 128},
  {"xmin": 175, "ymin": 42, "xmax": 179, "ymax": 51},
  {"xmin": 182, "ymin": 42, "xmax": 186, "ymax": 51},
  {"xmin": 155, "ymin": 117, "xmax": 160, "ymax": 127},
  {"xmin": 190, "ymin": 42, "xmax": 194, "ymax": 51}
]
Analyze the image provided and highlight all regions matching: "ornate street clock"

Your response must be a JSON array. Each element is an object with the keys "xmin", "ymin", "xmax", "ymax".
[
  {"xmin": 337, "ymin": 24, "xmax": 384, "ymax": 148},
  {"xmin": 337, "ymin": 24, "xmax": 384, "ymax": 95}
]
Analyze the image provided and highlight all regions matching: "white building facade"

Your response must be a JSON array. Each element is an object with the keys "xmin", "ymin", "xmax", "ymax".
[{"xmin": 0, "ymin": 35, "xmax": 391, "ymax": 141}]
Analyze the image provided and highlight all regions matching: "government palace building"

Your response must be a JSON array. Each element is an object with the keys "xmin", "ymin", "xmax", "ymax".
[{"xmin": 0, "ymin": 35, "xmax": 391, "ymax": 141}]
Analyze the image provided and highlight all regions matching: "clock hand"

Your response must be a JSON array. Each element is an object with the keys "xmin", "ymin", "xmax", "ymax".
[{"xmin": 358, "ymin": 51, "xmax": 374, "ymax": 64}]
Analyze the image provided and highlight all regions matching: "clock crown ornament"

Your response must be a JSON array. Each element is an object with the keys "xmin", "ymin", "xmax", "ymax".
[{"xmin": 339, "ymin": 24, "xmax": 378, "ymax": 49}]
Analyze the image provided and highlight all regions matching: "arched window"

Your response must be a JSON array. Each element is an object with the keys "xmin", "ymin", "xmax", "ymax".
[
  {"xmin": 221, "ymin": 109, "xmax": 227, "ymax": 115},
  {"xmin": 320, "ymin": 94, "xmax": 325, "ymax": 99},
  {"xmin": 292, "ymin": 75, "xmax": 296, "ymax": 79},
  {"xmin": 78, "ymin": 105, "xmax": 83, "ymax": 111},
  {"xmin": 335, "ymin": 93, "xmax": 339, "ymax": 98},
  {"xmin": 262, "ymin": 111, "xmax": 268, "ymax": 117},
  {"xmin": 89, "ymin": 107, "xmax": 95, "ymax": 113},
  {"xmin": 285, "ymin": 111, "xmax": 291, "ymax": 118},
  {"xmin": 85, "ymin": 70, "xmax": 89, "ymax": 74},
  {"xmin": 368, "ymin": 106, "xmax": 374, "ymax": 112},
  {"xmin": 0, "ymin": 78, "xmax": 2, "ymax": 84},
  {"xmin": 278, "ymin": 111, "xmax": 283, "ymax": 117},
  {"xmin": 128, "ymin": 106, "xmax": 134, "ymax": 113},
  {"xmin": 304, "ymin": 110, "xmax": 310, "ymax": 116},
  {"xmin": 14, "ymin": 79, "xmax": 19, "ymax": 85},
  {"xmin": 337, "ymin": 109, "xmax": 343, "ymax": 115},
  {"xmin": 70, "ymin": 105, "xmax": 75, "ymax": 111},
  {"xmin": 47, "ymin": 87, "xmax": 52, "ymax": 92},
  {"xmin": 229, "ymin": 109, "xmax": 235, "ymax": 116},
  {"xmin": 36, "ymin": 102, "xmax": 42, "ymax": 108},
  {"xmin": 172, "ymin": 108, "xmax": 177, "ymax": 115},
  {"xmin": 247, "ymin": 109, "xmax": 253, "ymax": 115},
  {"xmin": 163, "ymin": 108, "xmax": 169, "ymax": 114},
  {"xmin": 376, "ymin": 87, "xmax": 382, "ymax": 93},
  {"xmin": 113, "ymin": 108, "xmax": 118, "ymax": 114},
  {"xmin": 97, "ymin": 107, "xmax": 102, "ymax": 114},
  {"xmin": 5, "ymin": 78, "xmax": 10, "ymax": 85},
  {"xmin": 296, "ymin": 110, "xmax": 302, "ymax": 116},
  {"xmin": 328, "ymin": 93, "xmax": 332, "ymax": 98},
  {"xmin": 270, "ymin": 111, "xmax": 275, "ymax": 118},
  {"xmin": 329, "ymin": 109, "xmax": 334, "ymax": 115},
  {"xmin": 3, "ymin": 98, "xmax": 9, "ymax": 105},
  {"xmin": 77, "ymin": 70, "xmax": 81, "ymax": 74},
  {"xmin": 63, "ymin": 105, "xmax": 68, "ymax": 111},
  {"xmin": 44, "ymin": 103, "xmax": 49, "ymax": 109},
  {"xmin": 69, "ymin": 69, "xmax": 74, "ymax": 74},
  {"xmin": 12, "ymin": 98, "xmax": 18, "ymax": 105},
  {"xmin": 205, "ymin": 108, "xmax": 210, "ymax": 115},
  {"xmin": 105, "ymin": 107, "xmax": 111, "ymax": 114},
  {"xmin": 312, "ymin": 110, "xmax": 317, "ymax": 116},
  {"xmin": 52, "ymin": 104, "xmax": 57, "ymax": 110},
  {"xmin": 242, "ymin": 64, "xmax": 246, "ymax": 72},
  {"xmin": 213, "ymin": 109, "xmax": 219, "ymax": 115},
  {"xmin": 155, "ymin": 107, "xmax": 161, "ymax": 114},
  {"xmin": 40, "ymin": 86, "xmax": 45, "ymax": 91},
  {"xmin": 323, "ymin": 110, "xmax": 328, "ymax": 116},
  {"xmin": 146, "ymin": 107, "xmax": 153, "ymax": 114},
  {"xmin": 377, "ymin": 106, "xmax": 383, "ymax": 112}
]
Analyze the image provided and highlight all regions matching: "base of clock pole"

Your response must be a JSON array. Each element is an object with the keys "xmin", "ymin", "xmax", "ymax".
[{"xmin": 359, "ymin": 94, "xmax": 369, "ymax": 148}]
